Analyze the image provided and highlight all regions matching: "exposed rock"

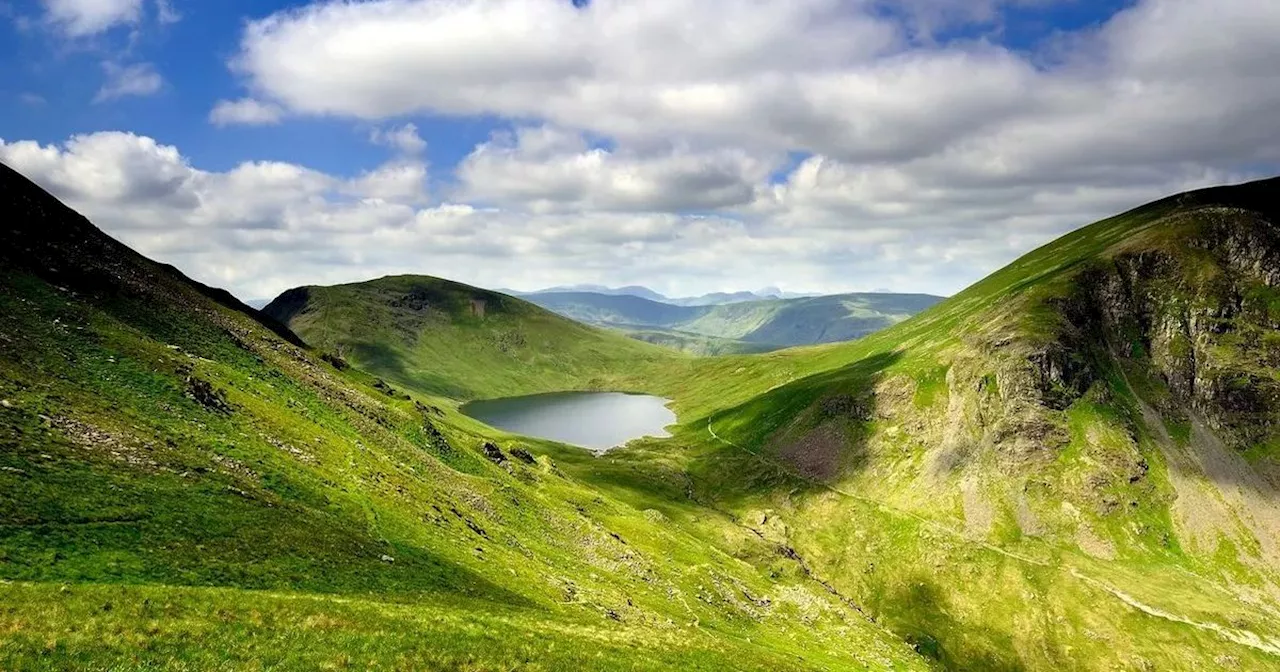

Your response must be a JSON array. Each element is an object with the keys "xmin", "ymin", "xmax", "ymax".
[
  {"xmin": 481, "ymin": 441, "xmax": 506, "ymax": 464},
  {"xmin": 421, "ymin": 419, "xmax": 453, "ymax": 454},
  {"xmin": 509, "ymin": 445, "xmax": 537, "ymax": 464},
  {"xmin": 186, "ymin": 376, "xmax": 232, "ymax": 415},
  {"xmin": 372, "ymin": 378, "xmax": 409, "ymax": 400},
  {"xmin": 818, "ymin": 393, "xmax": 870, "ymax": 420},
  {"xmin": 775, "ymin": 421, "xmax": 848, "ymax": 481},
  {"xmin": 320, "ymin": 351, "xmax": 349, "ymax": 370}
]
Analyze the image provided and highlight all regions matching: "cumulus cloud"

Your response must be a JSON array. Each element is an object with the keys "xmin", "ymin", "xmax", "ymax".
[
  {"xmin": 0, "ymin": 130, "xmax": 1242, "ymax": 303},
  {"xmin": 209, "ymin": 98, "xmax": 284, "ymax": 126},
  {"xmin": 370, "ymin": 124, "xmax": 427, "ymax": 155},
  {"xmin": 226, "ymin": 0, "xmax": 1280, "ymax": 169},
  {"xmin": 4, "ymin": 0, "xmax": 1279, "ymax": 300},
  {"xmin": 457, "ymin": 126, "xmax": 776, "ymax": 213},
  {"xmin": 95, "ymin": 62, "xmax": 162, "ymax": 102},
  {"xmin": 42, "ymin": 0, "xmax": 142, "ymax": 36}
]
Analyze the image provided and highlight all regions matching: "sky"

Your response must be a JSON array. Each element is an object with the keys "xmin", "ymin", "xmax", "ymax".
[{"xmin": 1, "ymin": 0, "xmax": 1278, "ymax": 302}]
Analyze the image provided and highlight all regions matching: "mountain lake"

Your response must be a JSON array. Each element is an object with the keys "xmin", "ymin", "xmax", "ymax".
[{"xmin": 461, "ymin": 391, "xmax": 676, "ymax": 452}]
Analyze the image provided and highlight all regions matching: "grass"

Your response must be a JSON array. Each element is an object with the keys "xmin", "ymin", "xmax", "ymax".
[
  {"xmin": 6, "ymin": 163, "xmax": 1280, "ymax": 670},
  {"xmin": 0, "ymin": 253, "xmax": 922, "ymax": 669},
  {"xmin": 262, "ymin": 276, "xmax": 684, "ymax": 400},
  {"xmin": 0, "ymin": 582, "xmax": 851, "ymax": 672}
]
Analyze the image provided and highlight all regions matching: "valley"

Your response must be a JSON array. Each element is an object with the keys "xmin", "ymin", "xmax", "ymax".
[
  {"xmin": 519, "ymin": 289, "xmax": 944, "ymax": 353},
  {"xmin": 4, "ymin": 161, "xmax": 1280, "ymax": 670}
]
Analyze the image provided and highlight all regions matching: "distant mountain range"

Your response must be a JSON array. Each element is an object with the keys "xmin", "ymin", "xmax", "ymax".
[
  {"xmin": 520, "ymin": 290, "xmax": 944, "ymax": 351},
  {"xmin": 507, "ymin": 285, "xmax": 823, "ymax": 307}
]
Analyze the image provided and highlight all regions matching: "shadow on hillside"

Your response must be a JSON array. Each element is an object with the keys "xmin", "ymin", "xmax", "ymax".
[
  {"xmin": 879, "ymin": 578, "xmax": 1029, "ymax": 672},
  {"xmin": 350, "ymin": 340, "xmax": 472, "ymax": 399},
  {"xmin": 685, "ymin": 350, "xmax": 902, "ymax": 506}
]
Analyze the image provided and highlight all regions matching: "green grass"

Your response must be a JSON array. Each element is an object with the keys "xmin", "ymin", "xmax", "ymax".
[
  {"xmin": 6, "ymin": 164, "xmax": 1280, "ymax": 670},
  {"xmin": 0, "ymin": 264, "xmax": 922, "ymax": 670},
  {"xmin": 262, "ymin": 276, "xmax": 684, "ymax": 400}
]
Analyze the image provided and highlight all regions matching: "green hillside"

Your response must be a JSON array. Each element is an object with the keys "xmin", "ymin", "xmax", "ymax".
[
  {"xmin": 263, "ymin": 277, "xmax": 682, "ymax": 400},
  {"xmin": 0, "ymin": 163, "xmax": 927, "ymax": 670},
  {"xmin": 523, "ymin": 290, "xmax": 943, "ymax": 351},
  {"xmin": 639, "ymin": 177, "xmax": 1280, "ymax": 670},
  {"xmin": 8, "ymin": 153, "xmax": 1280, "ymax": 671},
  {"xmin": 260, "ymin": 175, "xmax": 1280, "ymax": 670},
  {"xmin": 626, "ymin": 328, "xmax": 776, "ymax": 356}
]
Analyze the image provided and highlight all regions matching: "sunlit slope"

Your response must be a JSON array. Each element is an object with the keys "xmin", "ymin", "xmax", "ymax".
[
  {"xmin": 264, "ymin": 276, "xmax": 682, "ymax": 400},
  {"xmin": 0, "ymin": 162, "xmax": 927, "ymax": 670},
  {"xmin": 650, "ymin": 177, "xmax": 1280, "ymax": 670}
]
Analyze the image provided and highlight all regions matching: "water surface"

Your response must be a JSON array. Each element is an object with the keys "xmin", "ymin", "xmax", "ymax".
[{"xmin": 461, "ymin": 391, "xmax": 675, "ymax": 452}]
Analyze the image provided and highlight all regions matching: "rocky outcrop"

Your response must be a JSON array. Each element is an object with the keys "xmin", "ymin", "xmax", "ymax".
[
  {"xmin": 481, "ymin": 441, "xmax": 507, "ymax": 464},
  {"xmin": 1060, "ymin": 207, "xmax": 1280, "ymax": 448},
  {"xmin": 951, "ymin": 204, "xmax": 1280, "ymax": 458}
]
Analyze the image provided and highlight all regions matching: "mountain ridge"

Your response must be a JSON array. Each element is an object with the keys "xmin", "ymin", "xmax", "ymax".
[
  {"xmin": 522, "ymin": 289, "xmax": 944, "ymax": 350},
  {"xmin": 262, "ymin": 273, "xmax": 684, "ymax": 400},
  {"xmin": 6, "ymin": 156, "xmax": 1280, "ymax": 670},
  {"xmin": 511, "ymin": 284, "xmax": 828, "ymax": 306},
  {"xmin": 0, "ymin": 160, "xmax": 926, "ymax": 670},
  {"xmin": 638, "ymin": 174, "xmax": 1280, "ymax": 670}
]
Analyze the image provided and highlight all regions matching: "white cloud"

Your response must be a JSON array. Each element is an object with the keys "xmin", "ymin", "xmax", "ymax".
[
  {"xmin": 227, "ymin": 0, "xmax": 1280, "ymax": 170},
  {"xmin": 6, "ymin": 0, "xmax": 1280, "ymax": 299},
  {"xmin": 95, "ymin": 62, "xmax": 162, "ymax": 102},
  {"xmin": 348, "ymin": 160, "xmax": 430, "ymax": 204},
  {"xmin": 456, "ymin": 126, "xmax": 776, "ymax": 213},
  {"xmin": 0, "ymin": 130, "xmax": 1248, "ymax": 303},
  {"xmin": 42, "ymin": 0, "xmax": 142, "ymax": 36},
  {"xmin": 40, "ymin": 0, "xmax": 177, "ymax": 35},
  {"xmin": 209, "ymin": 98, "xmax": 284, "ymax": 126},
  {"xmin": 155, "ymin": 0, "xmax": 178, "ymax": 24},
  {"xmin": 370, "ymin": 123, "xmax": 427, "ymax": 155}
]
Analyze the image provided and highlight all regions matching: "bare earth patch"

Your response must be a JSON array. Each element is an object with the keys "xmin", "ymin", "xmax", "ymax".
[
  {"xmin": 775, "ymin": 421, "xmax": 847, "ymax": 482},
  {"xmin": 960, "ymin": 475, "xmax": 995, "ymax": 539}
]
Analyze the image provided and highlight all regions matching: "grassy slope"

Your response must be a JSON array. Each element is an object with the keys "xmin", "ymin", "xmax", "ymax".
[
  {"xmin": 624, "ymin": 178, "xmax": 1280, "ymax": 670},
  {"xmin": 247, "ymin": 178, "xmax": 1280, "ymax": 670},
  {"xmin": 625, "ymin": 328, "xmax": 776, "ymax": 356},
  {"xmin": 263, "ymin": 277, "xmax": 683, "ymax": 400},
  {"xmin": 681, "ymin": 293, "xmax": 943, "ymax": 345},
  {"xmin": 0, "ymin": 164, "xmax": 925, "ymax": 670},
  {"xmin": 523, "ymin": 291, "xmax": 943, "ymax": 350}
]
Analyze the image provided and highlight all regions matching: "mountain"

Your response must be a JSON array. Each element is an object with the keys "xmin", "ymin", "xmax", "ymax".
[
  {"xmin": 645, "ymin": 176, "xmax": 1280, "ymax": 669},
  {"xmin": 8, "ymin": 153, "xmax": 1280, "ymax": 670},
  {"xmin": 262, "ymin": 276, "xmax": 682, "ymax": 400},
  {"xmin": 253, "ymin": 176, "xmax": 1280, "ymax": 668},
  {"xmin": 514, "ymin": 285, "xmax": 825, "ymax": 307},
  {"xmin": 0, "ymin": 162, "xmax": 926, "ymax": 670},
  {"xmin": 523, "ymin": 290, "xmax": 944, "ymax": 350},
  {"xmin": 664, "ymin": 290, "xmax": 767, "ymax": 306},
  {"xmin": 520, "ymin": 284, "xmax": 668, "ymax": 301}
]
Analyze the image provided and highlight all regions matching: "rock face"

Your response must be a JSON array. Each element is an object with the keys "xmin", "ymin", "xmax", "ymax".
[
  {"xmin": 509, "ymin": 446, "xmax": 537, "ymax": 464},
  {"xmin": 931, "ymin": 201, "xmax": 1280, "ymax": 460},
  {"xmin": 1058, "ymin": 207, "xmax": 1280, "ymax": 448}
]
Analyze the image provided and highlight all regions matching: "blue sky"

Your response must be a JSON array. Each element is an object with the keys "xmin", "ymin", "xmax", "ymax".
[
  {"xmin": 2, "ymin": 0, "xmax": 1133, "ymax": 176},
  {"xmin": 1, "ymin": 0, "xmax": 492, "ymax": 175},
  {"xmin": 1, "ymin": 0, "xmax": 1277, "ymax": 300}
]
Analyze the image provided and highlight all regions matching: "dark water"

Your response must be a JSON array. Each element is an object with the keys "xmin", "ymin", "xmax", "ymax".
[{"xmin": 461, "ymin": 392, "xmax": 676, "ymax": 452}]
